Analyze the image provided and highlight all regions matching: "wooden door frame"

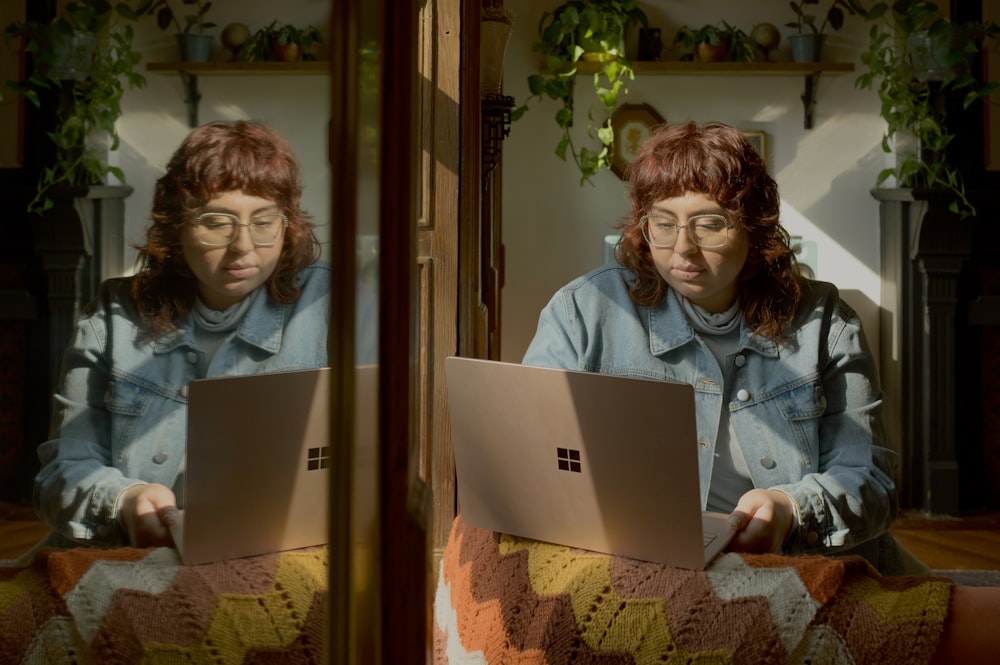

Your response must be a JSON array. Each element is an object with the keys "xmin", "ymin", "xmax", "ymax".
[
  {"xmin": 328, "ymin": 0, "xmax": 487, "ymax": 659},
  {"xmin": 328, "ymin": 0, "xmax": 428, "ymax": 661}
]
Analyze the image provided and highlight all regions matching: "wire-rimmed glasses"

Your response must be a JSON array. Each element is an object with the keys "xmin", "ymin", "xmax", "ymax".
[
  {"xmin": 191, "ymin": 212, "xmax": 288, "ymax": 247},
  {"xmin": 640, "ymin": 213, "xmax": 733, "ymax": 249}
]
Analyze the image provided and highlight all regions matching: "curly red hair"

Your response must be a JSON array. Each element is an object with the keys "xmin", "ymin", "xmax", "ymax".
[
  {"xmin": 131, "ymin": 120, "xmax": 320, "ymax": 336},
  {"xmin": 617, "ymin": 121, "xmax": 802, "ymax": 340}
]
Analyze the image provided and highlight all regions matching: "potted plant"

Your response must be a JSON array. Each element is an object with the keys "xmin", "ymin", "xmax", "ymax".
[
  {"xmin": 856, "ymin": 0, "xmax": 999, "ymax": 218},
  {"xmin": 240, "ymin": 21, "xmax": 324, "ymax": 62},
  {"xmin": 3, "ymin": 0, "xmax": 146, "ymax": 214},
  {"xmin": 512, "ymin": 0, "xmax": 647, "ymax": 184},
  {"xmin": 137, "ymin": 0, "xmax": 216, "ymax": 62},
  {"xmin": 786, "ymin": 0, "xmax": 868, "ymax": 62},
  {"xmin": 674, "ymin": 21, "xmax": 757, "ymax": 63}
]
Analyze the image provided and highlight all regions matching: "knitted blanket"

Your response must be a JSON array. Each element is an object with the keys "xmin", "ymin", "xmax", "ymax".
[
  {"xmin": 0, "ymin": 545, "xmax": 327, "ymax": 664},
  {"xmin": 434, "ymin": 516, "xmax": 953, "ymax": 664}
]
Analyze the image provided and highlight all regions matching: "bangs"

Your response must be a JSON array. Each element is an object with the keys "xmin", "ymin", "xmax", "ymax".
[
  {"xmin": 629, "ymin": 124, "xmax": 764, "ymax": 218},
  {"xmin": 183, "ymin": 142, "xmax": 300, "ymax": 209}
]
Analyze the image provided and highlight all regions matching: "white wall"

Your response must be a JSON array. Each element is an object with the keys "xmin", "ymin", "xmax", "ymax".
[
  {"xmin": 499, "ymin": 0, "xmax": 889, "ymax": 363},
  {"xmin": 114, "ymin": 0, "xmax": 332, "ymax": 271}
]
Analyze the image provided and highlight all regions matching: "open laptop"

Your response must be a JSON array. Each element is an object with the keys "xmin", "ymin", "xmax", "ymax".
[
  {"xmin": 172, "ymin": 366, "xmax": 370, "ymax": 565},
  {"xmin": 444, "ymin": 357, "xmax": 735, "ymax": 570}
]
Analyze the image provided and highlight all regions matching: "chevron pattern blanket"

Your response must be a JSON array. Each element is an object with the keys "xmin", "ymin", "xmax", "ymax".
[
  {"xmin": 0, "ymin": 545, "xmax": 327, "ymax": 664},
  {"xmin": 434, "ymin": 516, "xmax": 953, "ymax": 664}
]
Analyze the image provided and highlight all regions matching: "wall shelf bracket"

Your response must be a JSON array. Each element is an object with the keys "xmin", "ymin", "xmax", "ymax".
[
  {"xmin": 180, "ymin": 71, "xmax": 201, "ymax": 127},
  {"xmin": 801, "ymin": 72, "xmax": 820, "ymax": 129},
  {"xmin": 482, "ymin": 94, "xmax": 515, "ymax": 188}
]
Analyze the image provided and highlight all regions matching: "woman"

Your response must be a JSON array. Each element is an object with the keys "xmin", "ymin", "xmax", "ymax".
[
  {"xmin": 523, "ymin": 121, "xmax": 904, "ymax": 574},
  {"xmin": 34, "ymin": 120, "xmax": 329, "ymax": 549}
]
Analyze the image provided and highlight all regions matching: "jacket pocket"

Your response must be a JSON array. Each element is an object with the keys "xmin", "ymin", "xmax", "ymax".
[
  {"xmin": 105, "ymin": 379, "xmax": 154, "ymax": 461},
  {"xmin": 771, "ymin": 380, "xmax": 827, "ymax": 468},
  {"xmin": 774, "ymin": 380, "xmax": 827, "ymax": 421}
]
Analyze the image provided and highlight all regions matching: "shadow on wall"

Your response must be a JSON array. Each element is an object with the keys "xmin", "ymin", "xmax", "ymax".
[{"xmin": 838, "ymin": 289, "xmax": 879, "ymax": 371}]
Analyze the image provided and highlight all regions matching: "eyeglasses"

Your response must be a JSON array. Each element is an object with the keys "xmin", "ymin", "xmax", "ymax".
[
  {"xmin": 640, "ymin": 213, "xmax": 733, "ymax": 249},
  {"xmin": 191, "ymin": 212, "xmax": 288, "ymax": 247}
]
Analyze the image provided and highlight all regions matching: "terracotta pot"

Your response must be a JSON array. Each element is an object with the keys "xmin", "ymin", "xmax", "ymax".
[
  {"xmin": 270, "ymin": 41, "xmax": 301, "ymax": 62},
  {"xmin": 696, "ymin": 39, "xmax": 728, "ymax": 62}
]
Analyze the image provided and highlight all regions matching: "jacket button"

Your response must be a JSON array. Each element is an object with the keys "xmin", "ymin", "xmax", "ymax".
[
  {"xmin": 153, "ymin": 452, "xmax": 168, "ymax": 464},
  {"xmin": 179, "ymin": 385, "xmax": 189, "ymax": 398},
  {"xmin": 737, "ymin": 389, "xmax": 750, "ymax": 401},
  {"xmin": 760, "ymin": 456, "xmax": 776, "ymax": 469},
  {"xmin": 186, "ymin": 351, "xmax": 198, "ymax": 364},
  {"xmin": 734, "ymin": 355, "xmax": 746, "ymax": 368}
]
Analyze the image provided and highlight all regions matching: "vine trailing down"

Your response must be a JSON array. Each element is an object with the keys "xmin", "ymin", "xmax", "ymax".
[
  {"xmin": 3, "ymin": 0, "xmax": 151, "ymax": 214},
  {"xmin": 856, "ymin": 0, "xmax": 1000, "ymax": 219},
  {"xmin": 513, "ymin": 0, "xmax": 647, "ymax": 185}
]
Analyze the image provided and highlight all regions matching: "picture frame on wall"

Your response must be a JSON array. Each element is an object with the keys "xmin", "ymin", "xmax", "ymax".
[
  {"xmin": 743, "ymin": 130, "xmax": 767, "ymax": 168},
  {"xmin": 610, "ymin": 103, "xmax": 666, "ymax": 179}
]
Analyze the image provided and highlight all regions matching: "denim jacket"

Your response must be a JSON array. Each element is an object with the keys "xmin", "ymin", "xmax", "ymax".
[
  {"xmin": 523, "ymin": 264, "xmax": 903, "ymax": 574},
  {"xmin": 34, "ymin": 262, "xmax": 330, "ymax": 546}
]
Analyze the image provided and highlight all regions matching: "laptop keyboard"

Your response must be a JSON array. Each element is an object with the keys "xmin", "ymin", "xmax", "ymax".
[{"xmin": 703, "ymin": 533, "xmax": 717, "ymax": 549}]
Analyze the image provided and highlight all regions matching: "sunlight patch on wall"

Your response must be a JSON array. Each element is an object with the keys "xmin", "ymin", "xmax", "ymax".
[
  {"xmin": 775, "ymin": 115, "xmax": 879, "ymax": 209},
  {"xmin": 748, "ymin": 104, "xmax": 791, "ymax": 124},
  {"xmin": 779, "ymin": 201, "xmax": 880, "ymax": 302}
]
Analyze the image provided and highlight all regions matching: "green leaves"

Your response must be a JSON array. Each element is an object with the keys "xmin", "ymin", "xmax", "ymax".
[
  {"xmin": 136, "ymin": 0, "xmax": 215, "ymax": 35},
  {"xmin": 786, "ymin": 0, "xmax": 866, "ymax": 35},
  {"xmin": 856, "ymin": 1, "xmax": 999, "ymax": 218},
  {"xmin": 5, "ymin": 0, "xmax": 149, "ymax": 214},
  {"xmin": 516, "ymin": 0, "xmax": 647, "ymax": 185}
]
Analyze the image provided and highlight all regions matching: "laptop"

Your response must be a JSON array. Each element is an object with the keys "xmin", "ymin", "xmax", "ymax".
[
  {"xmin": 444, "ymin": 357, "xmax": 735, "ymax": 570},
  {"xmin": 172, "ymin": 366, "xmax": 353, "ymax": 565}
]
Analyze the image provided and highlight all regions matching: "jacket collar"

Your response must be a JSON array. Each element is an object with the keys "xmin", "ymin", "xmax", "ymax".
[
  {"xmin": 153, "ymin": 288, "xmax": 286, "ymax": 355},
  {"xmin": 646, "ymin": 288, "xmax": 779, "ymax": 358}
]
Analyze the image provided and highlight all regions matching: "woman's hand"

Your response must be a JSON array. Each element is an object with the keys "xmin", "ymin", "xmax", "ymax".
[
  {"xmin": 726, "ymin": 489, "xmax": 794, "ymax": 554},
  {"xmin": 120, "ymin": 483, "xmax": 180, "ymax": 547}
]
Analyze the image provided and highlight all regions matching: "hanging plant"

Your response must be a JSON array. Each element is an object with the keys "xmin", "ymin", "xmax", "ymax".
[
  {"xmin": 512, "ymin": 0, "xmax": 647, "ymax": 185},
  {"xmin": 856, "ymin": 0, "xmax": 999, "ymax": 218},
  {"xmin": 3, "ymin": 0, "xmax": 147, "ymax": 214}
]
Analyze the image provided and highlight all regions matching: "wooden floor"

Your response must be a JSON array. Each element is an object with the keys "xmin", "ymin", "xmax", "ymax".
[
  {"xmin": 890, "ymin": 509, "xmax": 1000, "ymax": 570},
  {"xmin": 2, "ymin": 501, "xmax": 999, "ymax": 569},
  {"xmin": 0, "ymin": 501, "xmax": 50, "ymax": 561}
]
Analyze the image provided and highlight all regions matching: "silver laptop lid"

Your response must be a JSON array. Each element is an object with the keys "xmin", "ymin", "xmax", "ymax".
[
  {"xmin": 445, "ymin": 357, "xmax": 712, "ymax": 569},
  {"xmin": 180, "ymin": 367, "xmax": 332, "ymax": 564}
]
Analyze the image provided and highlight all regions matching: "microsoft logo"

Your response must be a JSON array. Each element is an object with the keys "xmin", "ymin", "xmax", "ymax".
[
  {"xmin": 557, "ymin": 447, "xmax": 582, "ymax": 473},
  {"xmin": 307, "ymin": 447, "xmax": 331, "ymax": 471}
]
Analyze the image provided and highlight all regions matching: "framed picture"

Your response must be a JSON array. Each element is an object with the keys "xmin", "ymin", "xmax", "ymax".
[
  {"xmin": 743, "ymin": 130, "xmax": 767, "ymax": 168},
  {"xmin": 610, "ymin": 103, "xmax": 665, "ymax": 179}
]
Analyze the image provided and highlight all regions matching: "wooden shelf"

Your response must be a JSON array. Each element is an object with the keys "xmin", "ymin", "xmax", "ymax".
[
  {"xmin": 558, "ymin": 60, "xmax": 856, "ymax": 128},
  {"xmin": 146, "ymin": 61, "xmax": 330, "ymax": 75},
  {"xmin": 146, "ymin": 61, "xmax": 331, "ymax": 126},
  {"xmin": 574, "ymin": 60, "xmax": 854, "ymax": 76}
]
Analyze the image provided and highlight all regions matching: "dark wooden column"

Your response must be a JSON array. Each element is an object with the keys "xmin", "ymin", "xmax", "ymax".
[
  {"xmin": 31, "ymin": 185, "xmax": 132, "ymax": 395},
  {"xmin": 875, "ymin": 188, "xmax": 975, "ymax": 514}
]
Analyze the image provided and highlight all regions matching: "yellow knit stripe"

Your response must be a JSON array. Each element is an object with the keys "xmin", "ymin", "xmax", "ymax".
[
  {"xmin": 502, "ymin": 536, "xmax": 732, "ymax": 662},
  {"xmin": 841, "ymin": 576, "xmax": 952, "ymax": 624},
  {"xmin": 0, "ymin": 567, "xmax": 44, "ymax": 612},
  {"xmin": 139, "ymin": 549, "xmax": 327, "ymax": 664}
]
